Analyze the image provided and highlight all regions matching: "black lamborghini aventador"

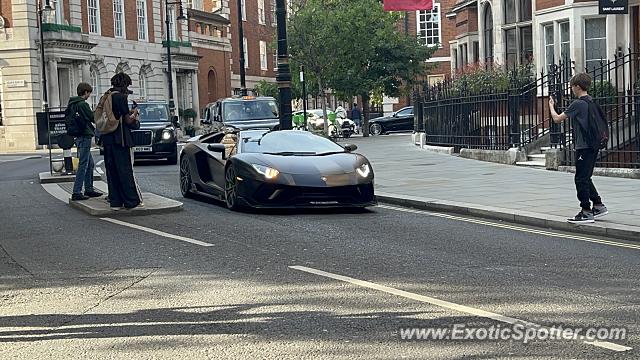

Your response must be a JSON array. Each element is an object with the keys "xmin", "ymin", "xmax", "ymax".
[{"xmin": 179, "ymin": 129, "xmax": 376, "ymax": 210}]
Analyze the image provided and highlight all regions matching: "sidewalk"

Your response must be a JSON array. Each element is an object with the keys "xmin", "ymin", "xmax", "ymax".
[{"xmin": 350, "ymin": 134, "xmax": 640, "ymax": 241}]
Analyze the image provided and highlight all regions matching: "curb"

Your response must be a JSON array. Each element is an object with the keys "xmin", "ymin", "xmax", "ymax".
[
  {"xmin": 39, "ymin": 171, "xmax": 102, "ymax": 184},
  {"xmin": 376, "ymin": 192, "xmax": 640, "ymax": 242}
]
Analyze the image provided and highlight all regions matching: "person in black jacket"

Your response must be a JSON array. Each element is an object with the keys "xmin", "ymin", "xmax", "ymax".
[
  {"xmin": 101, "ymin": 73, "xmax": 142, "ymax": 209},
  {"xmin": 69, "ymin": 82, "xmax": 103, "ymax": 200}
]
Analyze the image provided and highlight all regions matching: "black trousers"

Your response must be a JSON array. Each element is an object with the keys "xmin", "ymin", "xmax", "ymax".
[
  {"xmin": 575, "ymin": 148, "xmax": 602, "ymax": 210},
  {"xmin": 104, "ymin": 144, "xmax": 141, "ymax": 208}
]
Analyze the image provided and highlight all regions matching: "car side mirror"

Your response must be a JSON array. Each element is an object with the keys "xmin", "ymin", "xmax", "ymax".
[
  {"xmin": 344, "ymin": 144, "xmax": 357, "ymax": 152},
  {"xmin": 172, "ymin": 115, "xmax": 180, "ymax": 128},
  {"xmin": 207, "ymin": 144, "xmax": 226, "ymax": 153}
]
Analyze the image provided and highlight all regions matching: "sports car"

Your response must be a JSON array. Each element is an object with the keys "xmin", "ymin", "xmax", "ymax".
[{"xmin": 179, "ymin": 129, "xmax": 376, "ymax": 210}]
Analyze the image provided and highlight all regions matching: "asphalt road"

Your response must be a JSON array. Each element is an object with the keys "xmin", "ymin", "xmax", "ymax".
[{"xmin": 1, "ymin": 139, "xmax": 639, "ymax": 359}]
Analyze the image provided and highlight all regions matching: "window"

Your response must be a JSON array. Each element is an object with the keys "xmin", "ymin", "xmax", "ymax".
[
  {"xmin": 258, "ymin": 0, "xmax": 266, "ymax": 24},
  {"xmin": 504, "ymin": 0, "xmax": 516, "ymax": 24},
  {"xmin": 241, "ymin": 0, "xmax": 246, "ymax": 21},
  {"xmin": 136, "ymin": 0, "xmax": 147, "ymax": 41},
  {"xmin": 273, "ymin": 51, "xmax": 278, "ymax": 71},
  {"xmin": 416, "ymin": 3, "xmax": 441, "ymax": 47},
  {"xmin": 90, "ymin": 69, "xmax": 100, "ymax": 109},
  {"xmin": 484, "ymin": 5, "xmax": 493, "ymax": 62},
  {"xmin": 505, "ymin": 28, "xmax": 517, "ymax": 68},
  {"xmin": 544, "ymin": 24, "xmax": 554, "ymax": 71},
  {"xmin": 520, "ymin": 26, "xmax": 533, "ymax": 65},
  {"xmin": 51, "ymin": 0, "xmax": 64, "ymax": 24},
  {"xmin": 271, "ymin": 0, "xmax": 277, "ymax": 26},
  {"xmin": 243, "ymin": 37, "xmax": 248, "ymax": 68},
  {"xmin": 113, "ymin": 0, "xmax": 125, "ymax": 38},
  {"xmin": 88, "ymin": 0, "xmax": 100, "ymax": 34},
  {"xmin": 560, "ymin": 21, "xmax": 570, "ymax": 61},
  {"xmin": 260, "ymin": 41, "xmax": 268, "ymax": 70},
  {"xmin": 139, "ymin": 71, "xmax": 147, "ymax": 99},
  {"xmin": 168, "ymin": 8, "xmax": 176, "ymax": 41},
  {"xmin": 585, "ymin": 18, "xmax": 607, "ymax": 72},
  {"xmin": 190, "ymin": 0, "xmax": 203, "ymax": 10},
  {"xmin": 518, "ymin": 0, "xmax": 532, "ymax": 22},
  {"xmin": 472, "ymin": 41, "xmax": 479, "ymax": 63}
]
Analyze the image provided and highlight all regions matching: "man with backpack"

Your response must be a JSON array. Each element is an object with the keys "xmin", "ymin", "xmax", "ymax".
[
  {"xmin": 67, "ymin": 82, "xmax": 103, "ymax": 201},
  {"xmin": 549, "ymin": 72, "xmax": 609, "ymax": 224}
]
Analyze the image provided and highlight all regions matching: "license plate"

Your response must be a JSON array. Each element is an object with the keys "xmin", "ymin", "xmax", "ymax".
[{"xmin": 134, "ymin": 146, "xmax": 153, "ymax": 152}]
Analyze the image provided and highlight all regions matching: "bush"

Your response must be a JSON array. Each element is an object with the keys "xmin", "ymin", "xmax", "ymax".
[
  {"xmin": 447, "ymin": 63, "xmax": 534, "ymax": 96},
  {"xmin": 589, "ymin": 80, "xmax": 617, "ymax": 107}
]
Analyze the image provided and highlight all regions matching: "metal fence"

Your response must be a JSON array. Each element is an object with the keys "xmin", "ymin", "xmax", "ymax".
[
  {"xmin": 416, "ymin": 52, "xmax": 640, "ymax": 168},
  {"xmin": 555, "ymin": 52, "xmax": 640, "ymax": 168}
]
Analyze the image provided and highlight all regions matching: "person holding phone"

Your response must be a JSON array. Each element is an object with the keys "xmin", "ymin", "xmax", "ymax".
[
  {"xmin": 100, "ymin": 72, "xmax": 142, "ymax": 210},
  {"xmin": 549, "ymin": 72, "xmax": 608, "ymax": 224}
]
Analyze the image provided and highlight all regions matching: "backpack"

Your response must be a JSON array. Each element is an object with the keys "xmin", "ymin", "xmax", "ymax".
[
  {"xmin": 580, "ymin": 98, "xmax": 609, "ymax": 150},
  {"xmin": 94, "ymin": 91, "xmax": 121, "ymax": 134},
  {"xmin": 64, "ymin": 102, "xmax": 84, "ymax": 137}
]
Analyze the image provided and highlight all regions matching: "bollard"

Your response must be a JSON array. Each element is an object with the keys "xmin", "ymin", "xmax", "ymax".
[{"xmin": 63, "ymin": 148, "xmax": 74, "ymax": 175}]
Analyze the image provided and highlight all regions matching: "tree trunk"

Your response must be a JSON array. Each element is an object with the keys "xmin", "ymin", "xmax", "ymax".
[
  {"xmin": 319, "ymin": 80, "xmax": 328, "ymax": 135},
  {"xmin": 362, "ymin": 93, "xmax": 370, "ymax": 137}
]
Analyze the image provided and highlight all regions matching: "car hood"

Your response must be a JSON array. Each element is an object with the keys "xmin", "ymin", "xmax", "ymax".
[{"xmin": 240, "ymin": 152, "xmax": 368, "ymax": 175}]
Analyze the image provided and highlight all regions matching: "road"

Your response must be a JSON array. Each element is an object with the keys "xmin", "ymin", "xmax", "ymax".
[{"xmin": 1, "ymin": 137, "xmax": 638, "ymax": 359}]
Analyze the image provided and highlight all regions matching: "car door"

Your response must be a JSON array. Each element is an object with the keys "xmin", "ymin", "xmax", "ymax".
[{"xmin": 395, "ymin": 107, "xmax": 414, "ymax": 131}]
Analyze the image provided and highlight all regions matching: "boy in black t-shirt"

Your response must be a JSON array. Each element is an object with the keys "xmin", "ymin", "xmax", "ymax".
[{"xmin": 549, "ymin": 73, "xmax": 608, "ymax": 224}]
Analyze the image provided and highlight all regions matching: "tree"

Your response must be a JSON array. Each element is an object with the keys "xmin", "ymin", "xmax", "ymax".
[
  {"xmin": 254, "ymin": 80, "xmax": 279, "ymax": 99},
  {"xmin": 288, "ymin": 0, "xmax": 344, "ymax": 134},
  {"xmin": 288, "ymin": 0, "xmax": 434, "ymax": 136}
]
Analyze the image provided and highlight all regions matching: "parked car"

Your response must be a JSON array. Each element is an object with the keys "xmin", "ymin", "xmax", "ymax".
[
  {"xmin": 130, "ymin": 101, "xmax": 179, "ymax": 164},
  {"xmin": 201, "ymin": 96, "xmax": 280, "ymax": 132},
  {"xmin": 368, "ymin": 106, "xmax": 414, "ymax": 136},
  {"xmin": 304, "ymin": 109, "xmax": 356, "ymax": 137}
]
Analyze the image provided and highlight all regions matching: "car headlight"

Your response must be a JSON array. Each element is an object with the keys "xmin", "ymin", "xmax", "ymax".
[
  {"xmin": 252, "ymin": 164, "xmax": 280, "ymax": 179},
  {"xmin": 356, "ymin": 163, "xmax": 371, "ymax": 178},
  {"xmin": 162, "ymin": 129, "xmax": 174, "ymax": 141}
]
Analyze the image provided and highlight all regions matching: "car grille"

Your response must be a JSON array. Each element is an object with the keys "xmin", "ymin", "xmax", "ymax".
[
  {"xmin": 252, "ymin": 183, "xmax": 375, "ymax": 206},
  {"xmin": 131, "ymin": 130, "xmax": 153, "ymax": 146}
]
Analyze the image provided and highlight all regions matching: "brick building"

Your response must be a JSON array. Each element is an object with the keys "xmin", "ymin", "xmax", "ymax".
[
  {"xmin": 0, "ymin": 0, "xmax": 233, "ymax": 152},
  {"xmin": 447, "ymin": 0, "xmax": 640, "ymax": 77},
  {"xmin": 228, "ymin": 0, "xmax": 278, "ymax": 93},
  {"xmin": 383, "ymin": 2, "xmax": 457, "ymax": 113}
]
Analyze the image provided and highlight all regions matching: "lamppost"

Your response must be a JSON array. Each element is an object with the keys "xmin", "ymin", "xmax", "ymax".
[
  {"xmin": 300, "ymin": 65, "xmax": 307, "ymax": 128},
  {"xmin": 38, "ymin": 0, "xmax": 53, "ymax": 173},
  {"xmin": 165, "ymin": 0, "xmax": 186, "ymax": 118},
  {"xmin": 275, "ymin": 0, "xmax": 292, "ymax": 130},
  {"xmin": 236, "ymin": 0, "xmax": 247, "ymax": 96}
]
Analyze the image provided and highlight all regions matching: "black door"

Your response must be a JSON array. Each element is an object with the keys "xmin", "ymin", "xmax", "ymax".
[{"xmin": 395, "ymin": 108, "xmax": 415, "ymax": 131}]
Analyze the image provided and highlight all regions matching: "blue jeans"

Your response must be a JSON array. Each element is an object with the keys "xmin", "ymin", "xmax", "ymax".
[{"xmin": 72, "ymin": 136, "xmax": 95, "ymax": 194}]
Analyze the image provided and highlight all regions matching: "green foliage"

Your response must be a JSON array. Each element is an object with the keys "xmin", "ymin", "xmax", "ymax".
[
  {"xmin": 180, "ymin": 108, "xmax": 197, "ymax": 119},
  {"xmin": 254, "ymin": 80, "xmax": 280, "ymax": 99},
  {"xmin": 447, "ymin": 64, "xmax": 535, "ymax": 96},
  {"xmin": 288, "ymin": 0, "xmax": 434, "ymax": 99},
  {"xmin": 589, "ymin": 80, "xmax": 618, "ymax": 106}
]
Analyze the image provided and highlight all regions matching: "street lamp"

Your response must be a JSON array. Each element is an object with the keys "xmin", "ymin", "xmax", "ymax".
[
  {"xmin": 165, "ymin": 0, "xmax": 186, "ymax": 118},
  {"xmin": 275, "ymin": 0, "xmax": 292, "ymax": 130},
  {"xmin": 38, "ymin": 0, "xmax": 53, "ymax": 173},
  {"xmin": 236, "ymin": 0, "xmax": 247, "ymax": 96}
]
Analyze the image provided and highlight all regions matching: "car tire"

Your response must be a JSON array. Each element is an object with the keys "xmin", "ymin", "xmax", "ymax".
[
  {"xmin": 179, "ymin": 157, "xmax": 194, "ymax": 199},
  {"xmin": 370, "ymin": 123, "xmax": 383, "ymax": 136},
  {"xmin": 224, "ymin": 165, "xmax": 242, "ymax": 211}
]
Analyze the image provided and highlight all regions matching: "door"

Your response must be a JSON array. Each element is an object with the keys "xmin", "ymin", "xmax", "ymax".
[
  {"xmin": 395, "ymin": 107, "xmax": 414, "ymax": 131},
  {"xmin": 57, "ymin": 68, "xmax": 71, "ymax": 110}
]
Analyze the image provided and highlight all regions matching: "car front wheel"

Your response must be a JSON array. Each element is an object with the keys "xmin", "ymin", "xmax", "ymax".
[
  {"xmin": 179, "ymin": 157, "xmax": 194, "ymax": 198},
  {"xmin": 224, "ymin": 165, "xmax": 241, "ymax": 211},
  {"xmin": 369, "ymin": 123, "xmax": 383, "ymax": 136}
]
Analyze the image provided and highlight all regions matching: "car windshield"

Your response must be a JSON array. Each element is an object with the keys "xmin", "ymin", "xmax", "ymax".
[
  {"xmin": 223, "ymin": 99, "xmax": 279, "ymax": 122},
  {"xmin": 136, "ymin": 103, "xmax": 170, "ymax": 123},
  {"xmin": 241, "ymin": 131, "xmax": 345, "ymax": 155}
]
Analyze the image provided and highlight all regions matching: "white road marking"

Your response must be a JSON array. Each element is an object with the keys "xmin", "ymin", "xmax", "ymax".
[
  {"xmin": 41, "ymin": 183, "xmax": 70, "ymax": 203},
  {"xmin": 0, "ymin": 155, "xmax": 41, "ymax": 163},
  {"xmin": 290, "ymin": 265, "xmax": 632, "ymax": 352},
  {"xmin": 100, "ymin": 217, "xmax": 215, "ymax": 247},
  {"xmin": 377, "ymin": 204, "xmax": 640, "ymax": 251}
]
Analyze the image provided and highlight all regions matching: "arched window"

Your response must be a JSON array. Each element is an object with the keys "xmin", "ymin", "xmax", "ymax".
[
  {"xmin": 90, "ymin": 68, "xmax": 100, "ymax": 109},
  {"xmin": 139, "ymin": 70, "xmax": 148, "ymax": 99},
  {"xmin": 484, "ymin": 5, "xmax": 494, "ymax": 63}
]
